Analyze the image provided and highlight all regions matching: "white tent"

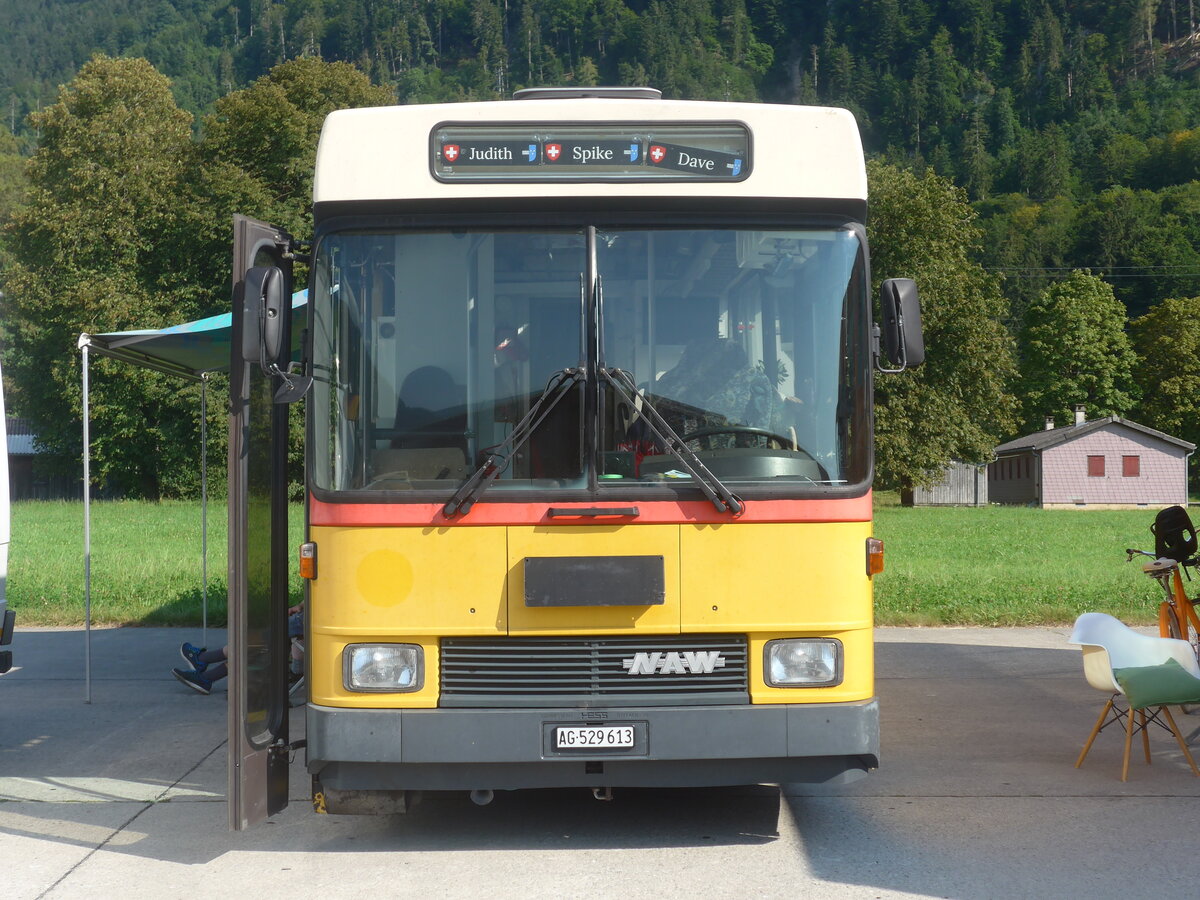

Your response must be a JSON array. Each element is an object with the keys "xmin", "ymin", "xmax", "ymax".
[{"xmin": 76, "ymin": 293, "xmax": 306, "ymax": 701}]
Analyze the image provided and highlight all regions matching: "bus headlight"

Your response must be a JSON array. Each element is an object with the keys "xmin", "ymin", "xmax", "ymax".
[
  {"xmin": 764, "ymin": 639, "xmax": 842, "ymax": 687},
  {"xmin": 344, "ymin": 644, "xmax": 424, "ymax": 692}
]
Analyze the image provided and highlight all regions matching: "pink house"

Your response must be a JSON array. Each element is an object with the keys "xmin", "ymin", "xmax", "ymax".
[{"xmin": 989, "ymin": 407, "xmax": 1194, "ymax": 509}]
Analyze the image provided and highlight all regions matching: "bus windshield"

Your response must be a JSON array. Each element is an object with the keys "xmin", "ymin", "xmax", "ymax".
[{"xmin": 310, "ymin": 225, "xmax": 868, "ymax": 496}]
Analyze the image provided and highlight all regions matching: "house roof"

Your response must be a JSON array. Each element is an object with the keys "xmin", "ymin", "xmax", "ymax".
[
  {"xmin": 994, "ymin": 416, "xmax": 1196, "ymax": 456},
  {"xmin": 7, "ymin": 417, "xmax": 38, "ymax": 456}
]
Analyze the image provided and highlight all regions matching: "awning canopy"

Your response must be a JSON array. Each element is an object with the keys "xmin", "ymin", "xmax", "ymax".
[
  {"xmin": 74, "ymin": 290, "xmax": 307, "ymax": 702},
  {"xmin": 77, "ymin": 291, "xmax": 308, "ymax": 381}
]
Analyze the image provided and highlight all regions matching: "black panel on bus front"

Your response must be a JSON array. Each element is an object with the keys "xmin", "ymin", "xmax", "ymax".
[
  {"xmin": 523, "ymin": 556, "xmax": 666, "ymax": 607},
  {"xmin": 312, "ymin": 197, "xmax": 868, "ymax": 229}
]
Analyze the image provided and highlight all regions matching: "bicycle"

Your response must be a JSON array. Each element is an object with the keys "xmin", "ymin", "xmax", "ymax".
[
  {"xmin": 1125, "ymin": 550, "xmax": 1200, "ymax": 653},
  {"xmin": 1125, "ymin": 505, "xmax": 1200, "ymax": 657},
  {"xmin": 1121, "ymin": 506, "xmax": 1200, "ymax": 738}
]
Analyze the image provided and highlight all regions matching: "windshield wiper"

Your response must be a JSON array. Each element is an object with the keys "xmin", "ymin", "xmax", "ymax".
[
  {"xmin": 442, "ymin": 368, "xmax": 583, "ymax": 517},
  {"xmin": 600, "ymin": 367, "xmax": 744, "ymax": 516}
]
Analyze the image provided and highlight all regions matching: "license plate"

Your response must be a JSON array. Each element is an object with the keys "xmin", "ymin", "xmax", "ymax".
[{"xmin": 554, "ymin": 725, "xmax": 635, "ymax": 749}]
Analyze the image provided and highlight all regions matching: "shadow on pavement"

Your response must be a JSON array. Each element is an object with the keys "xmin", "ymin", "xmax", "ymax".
[
  {"xmin": 5, "ymin": 629, "xmax": 1200, "ymax": 898},
  {"xmin": 783, "ymin": 640, "xmax": 1200, "ymax": 898}
]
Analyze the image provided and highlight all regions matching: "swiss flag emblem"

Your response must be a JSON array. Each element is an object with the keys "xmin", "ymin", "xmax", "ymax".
[
  {"xmin": 649, "ymin": 145, "xmax": 667, "ymax": 164},
  {"xmin": 442, "ymin": 144, "xmax": 460, "ymax": 162},
  {"xmin": 545, "ymin": 143, "xmax": 562, "ymax": 161}
]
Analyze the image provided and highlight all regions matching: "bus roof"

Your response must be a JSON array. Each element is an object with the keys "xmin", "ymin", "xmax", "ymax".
[{"xmin": 313, "ymin": 97, "xmax": 865, "ymax": 206}]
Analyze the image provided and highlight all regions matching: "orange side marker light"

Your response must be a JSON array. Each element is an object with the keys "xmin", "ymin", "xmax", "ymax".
[
  {"xmin": 299, "ymin": 542, "xmax": 318, "ymax": 580},
  {"xmin": 866, "ymin": 537, "xmax": 884, "ymax": 576}
]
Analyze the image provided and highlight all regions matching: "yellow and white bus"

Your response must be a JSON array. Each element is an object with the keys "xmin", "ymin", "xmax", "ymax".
[{"xmin": 228, "ymin": 86, "xmax": 923, "ymax": 828}]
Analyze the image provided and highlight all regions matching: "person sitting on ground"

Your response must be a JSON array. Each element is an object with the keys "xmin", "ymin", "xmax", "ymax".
[
  {"xmin": 173, "ymin": 602, "xmax": 304, "ymax": 695},
  {"xmin": 174, "ymin": 642, "xmax": 227, "ymax": 695},
  {"xmin": 288, "ymin": 601, "xmax": 304, "ymax": 680}
]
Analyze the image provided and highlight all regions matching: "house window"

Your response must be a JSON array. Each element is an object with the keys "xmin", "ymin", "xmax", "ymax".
[
  {"xmin": 1123, "ymin": 455, "xmax": 1140, "ymax": 477},
  {"xmin": 1087, "ymin": 455, "xmax": 1105, "ymax": 477}
]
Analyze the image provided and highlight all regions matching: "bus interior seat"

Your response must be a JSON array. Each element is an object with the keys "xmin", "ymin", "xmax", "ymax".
[{"xmin": 391, "ymin": 365, "xmax": 467, "ymax": 451}]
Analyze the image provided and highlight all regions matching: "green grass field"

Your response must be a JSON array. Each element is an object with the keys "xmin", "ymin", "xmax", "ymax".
[
  {"xmin": 5, "ymin": 499, "xmax": 1172, "ymax": 628},
  {"xmin": 9, "ymin": 500, "xmax": 231, "ymax": 627},
  {"xmin": 872, "ymin": 504, "xmax": 1164, "ymax": 626},
  {"xmin": 7, "ymin": 500, "xmax": 304, "ymax": 627}
]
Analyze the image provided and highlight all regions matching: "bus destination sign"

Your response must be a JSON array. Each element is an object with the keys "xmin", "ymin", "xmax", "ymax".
[
  {"xmin": 438, "ymin": 140, "xmax": 541, "ymax": 166},
  {"xmin": 646, "ymin": 141, "xmax": 744, "ymax": 177},
  {"xmin": 544, "ymin": 140, "xmax": 642, "ymax": 166},
  {"xmin": 432, "ymin": 123, "xmax": 750, "ymax": 182}
]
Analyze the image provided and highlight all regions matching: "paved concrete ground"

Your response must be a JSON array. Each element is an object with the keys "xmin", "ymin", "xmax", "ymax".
[{"xmin": 2, "ymin": 625, "xmax": 1200, "ymax": 899}]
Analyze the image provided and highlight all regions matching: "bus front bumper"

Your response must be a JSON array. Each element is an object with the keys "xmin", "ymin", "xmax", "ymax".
[{"xmin": 307, "ymin": 699, "xmax": 878, "ymax": 792}]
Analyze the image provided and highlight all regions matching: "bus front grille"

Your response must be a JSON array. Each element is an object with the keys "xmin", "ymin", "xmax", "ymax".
[{"xmin": 439, "ymin": 634, "xmax": 749, "ymax": 707}]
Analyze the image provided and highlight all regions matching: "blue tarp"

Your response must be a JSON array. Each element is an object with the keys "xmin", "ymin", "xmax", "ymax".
[{"xmin": 78, "ymin": 291, "xmax": 308, "ymax": 379}]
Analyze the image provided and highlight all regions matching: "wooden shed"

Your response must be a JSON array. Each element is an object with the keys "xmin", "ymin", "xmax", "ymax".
[
  {"xmin": 912, "ymin": 461, "xmax": 988, "ymax": 506},
  {"xmin": 7, "ymin": 417, "xmax": 77, "ymax": 500},
  {"xmin": 7, "ymin": 417, "xmax": 38, "ymax": 500},
  {"xmin": 988, "ymin": 408, "xmax": 1193, "ymax": 509}
]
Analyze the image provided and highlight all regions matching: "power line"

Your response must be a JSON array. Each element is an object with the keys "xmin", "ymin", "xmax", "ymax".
[
  {"xmin": 999, "ymin": 273, "xmax": 1200, "ymax": 278},
  {"xmin": 987, "ymin": 264, "xmax": 1200, "ymax": 279}
]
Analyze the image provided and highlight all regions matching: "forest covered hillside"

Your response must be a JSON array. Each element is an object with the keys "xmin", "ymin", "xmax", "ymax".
[
  {"xmin": 5, "ymin": 2, "xmax": 1200, "ymax": 316},
  {"xmin": 6, "ymin": 3, "xmax": 1200, "ymax": 168},
  {"xmin": 4, "ymin": 1, "xmax": 1200, "ymax": 495},
  {"xmin": 6, "ymin": 5, "xmax": 1200, "ymax": 203}
]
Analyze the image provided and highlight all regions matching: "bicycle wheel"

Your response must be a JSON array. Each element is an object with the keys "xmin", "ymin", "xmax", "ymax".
[
  {"xmin": 1180, "ymin": 598, "xmax": 1200, "ymax": 656},
  {"xmin": 1171, "ymin": 599, "xmax": 1200, "ymax": 715},
  {"xmin": 1159, "ymin": 601, "xmax": 1183, "ymax": 640}
]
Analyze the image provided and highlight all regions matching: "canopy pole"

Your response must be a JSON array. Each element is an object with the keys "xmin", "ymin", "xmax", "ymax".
[
  {"xmin": 80, "ymin": 340, "xmax": 92, "ymax": 704},
  {"xmin": 201, "ymin": 376, "xmax": 208, "ymax": 648}
]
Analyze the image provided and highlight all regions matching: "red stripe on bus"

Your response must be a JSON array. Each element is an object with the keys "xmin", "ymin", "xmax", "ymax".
[{"xmin": 309, "ymin": 492, "xmax": 872, "ymax": 526}]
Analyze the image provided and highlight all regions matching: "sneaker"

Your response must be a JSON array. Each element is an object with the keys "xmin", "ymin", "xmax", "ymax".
[
  {"xmin": 172, "ymin": 667, "xmax": 213, "ymax": 695},
  {"xmin": 180, "ymin": 642, "xmax": 207, "ymax": 673}
]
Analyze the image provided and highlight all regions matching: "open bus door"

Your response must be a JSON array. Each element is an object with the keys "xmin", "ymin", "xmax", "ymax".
[
  {"xmin": 0, "ymin": 359, "xmax": 11, "ymax": 675},
  {"xmin": 228, "ymin": 215, "xmax": 297, "ymax": 829}
]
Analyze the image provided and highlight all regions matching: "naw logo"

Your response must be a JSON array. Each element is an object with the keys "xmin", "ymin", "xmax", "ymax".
[{"xmin": 622, "ymin": 650, "xmax": 726, "ymax": 675}]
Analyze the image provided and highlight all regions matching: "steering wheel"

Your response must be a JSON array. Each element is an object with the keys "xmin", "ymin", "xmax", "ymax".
[{"xmin": 681, "ymin": 425, "xmax": 798, "ymax": 451}]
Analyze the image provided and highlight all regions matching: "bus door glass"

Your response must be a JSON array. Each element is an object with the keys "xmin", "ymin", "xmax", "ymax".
[
  {"xmin": 597, "ymin": 228, "xmax": 867, "ymax": 488},
  {"xmin": 311, "ymin": 229, "xmax": 587, "ymax": 495},
  {"xmin": 229, "ymin": 215, "xmax": 294, "ymax": 829}
]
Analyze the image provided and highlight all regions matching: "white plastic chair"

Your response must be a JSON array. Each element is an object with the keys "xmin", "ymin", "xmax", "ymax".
[{"xmin": 1069, "ymin": 612, "xmax": 1200, "ymax": 781}]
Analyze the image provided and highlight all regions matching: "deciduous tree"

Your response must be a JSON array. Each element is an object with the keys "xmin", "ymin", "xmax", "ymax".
[
  {"xmin": 868, "ymin": 160, "xmax": 1018, "ymax": 494},
  {"xmin": 1130, "ymin": 295, "xmax": 1200, "ymax": 451},
  {"xmin": 2, "ymin": 55, "xmax": 199, "ymax": 498},
  {"xmin": 1017, "ymin": 270, "xmax": 1139, "ymax": 433},
  {"xmin": 195, "ymin": 57, "xmax": 394, "ymax": 243},
  {"xmin": 0, "ymin": 121, "xmax": 25, "ymax": 228}
]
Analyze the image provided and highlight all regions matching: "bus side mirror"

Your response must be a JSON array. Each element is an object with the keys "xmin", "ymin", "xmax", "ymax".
[
  {"xmin": 877, "ymin": 278, "xmax": 925, "ymax": 372},
  {"xmin": 241, "ymin": 265, "xmax": 287, "ymax": 365}
]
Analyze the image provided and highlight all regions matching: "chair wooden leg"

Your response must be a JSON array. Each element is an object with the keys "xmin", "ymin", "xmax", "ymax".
[
  {"xmin": 1076, "ymin": 698, "xmax": 1114, "ymax": 768},
  {"xmin": 1139, "ymin": 710, "xmax": 1151, "ymax": 764},
  {"xmin": 1160, "ymin": 706, "xmax": 1200, "ymax": 777},
  {"xmin": 1123, "ymin": 701, "xmax": 1135, "ymax": 781}
]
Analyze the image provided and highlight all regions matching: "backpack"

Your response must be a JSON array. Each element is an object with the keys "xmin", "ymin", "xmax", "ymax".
[{"xmin": 1152, "ymin": 505, "xmax": 1198, "ymax": 564}]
